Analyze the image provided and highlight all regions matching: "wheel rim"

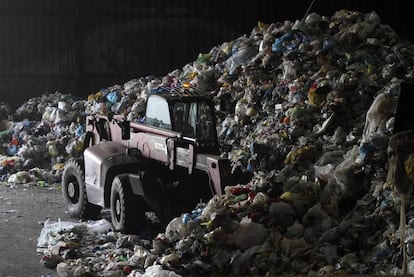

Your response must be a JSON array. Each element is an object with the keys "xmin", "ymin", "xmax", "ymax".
[
  {"xmin": 66, "ymin": 177, "xmax": 79, "ymax": 204},
  {"xmin": 68, "ymin": 182, "xmax": 76, "ymax": 198},
  {"xmin": 114, "ymin": 193, "xmax": 121, "ymax": 222}
]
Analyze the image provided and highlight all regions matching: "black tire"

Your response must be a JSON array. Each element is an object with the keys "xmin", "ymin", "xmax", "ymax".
[
  {"xmin": 61, "ymin": 158, "xmax": 101, "ymax": 219},
  {"xmin": 110, "ymin": 175, "xmax": 144, "ymax": 234}
]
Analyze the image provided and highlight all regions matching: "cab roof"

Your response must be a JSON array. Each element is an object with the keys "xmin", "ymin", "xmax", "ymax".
[{"xmin": 148, "ymin": 90, "xmax": 213, "ymax": 103}]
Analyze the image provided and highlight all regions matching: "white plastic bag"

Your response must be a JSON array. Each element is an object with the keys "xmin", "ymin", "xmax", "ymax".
[
  {"xmin": 128, "ymin": 265, "xmax": 181, "ymax": 277},
  {"xmin": 228, "ymin": 216, "xmax": 267, "ymax": 251},
  {"xmin": 37, "ymin": 218, "xmax": 112, "ymax": 248},
  {"xmin": 86, "ymin": 218, "xmax": 112, "ymax": 233},
  {"xmin": 37, "ymin": 219, "xmax": 76, "ymax": 248}
]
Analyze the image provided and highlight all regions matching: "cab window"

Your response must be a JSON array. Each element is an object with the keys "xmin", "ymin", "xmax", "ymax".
[
  {"xmin": 197, "ymin": 102, "xmax": 215, "ymax": 142},
  {"xmin": 172, "ymin": 101, "xmax": 216, "ymax": 142},
  {"xmin": 172, "ymin": 102, "xmax": 194, "ymax": 136}
]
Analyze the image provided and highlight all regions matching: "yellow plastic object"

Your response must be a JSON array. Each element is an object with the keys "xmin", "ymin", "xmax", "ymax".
[
  {"xmin": 258, "ymin": 21, "xmax": 270, "ymax": 30},
  {"xmin": 308, "ymin": 86, "xmax": 327, "ymax": 107},
  {"xmin": 53, "ymin": 163, "xmax": 65, "ymax": 171},
  {"xmin": 284, "ymin": 145, "xmax": 317, "ymax": 165},
  {"xmin": 280, "ymin": 191, "xmax": 294, "ymax": 201}
]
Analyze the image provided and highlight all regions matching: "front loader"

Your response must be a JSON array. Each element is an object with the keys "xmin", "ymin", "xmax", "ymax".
[{"xmin": 62, "ymin": 90, "xmax": 244, "ymax": 234}]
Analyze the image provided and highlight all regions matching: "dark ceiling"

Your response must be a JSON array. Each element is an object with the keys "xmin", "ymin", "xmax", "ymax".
[{"xmin": 0, "ymin": 0, "xmax": 411, "ymax": 108}]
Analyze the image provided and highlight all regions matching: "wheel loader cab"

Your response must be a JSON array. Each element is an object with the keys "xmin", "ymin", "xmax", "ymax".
[{"xmin": 145, "ymin": 94, "xmax": 220, "ymax": 154}]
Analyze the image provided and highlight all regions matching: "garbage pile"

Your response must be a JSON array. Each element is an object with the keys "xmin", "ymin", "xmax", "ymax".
[
  {"xmin": 27, "ymin": 8, "xmax": 414, "ymax": 276},
  {"xmin": 0, "ymin": 92, "xmax": 86, "ymax": 185}
]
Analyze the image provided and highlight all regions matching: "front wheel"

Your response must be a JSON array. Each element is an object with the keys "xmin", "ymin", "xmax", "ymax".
[
  {"xmin": 62, "ymin": 158, "xmax": 101, "ymax": 219},
  {"xmin": 110, "ymin": 175, "xmax": 144, "ymax": 234}
]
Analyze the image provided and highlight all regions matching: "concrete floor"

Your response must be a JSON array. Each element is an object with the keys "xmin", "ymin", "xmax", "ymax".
[{"xmin": 0, "ymin": 183, "xmax": 72, "ymax": 277}]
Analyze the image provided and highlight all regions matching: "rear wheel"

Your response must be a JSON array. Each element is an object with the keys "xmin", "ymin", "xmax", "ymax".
[
  {"xmin": 110, "ymin": 175, "xmax": 144, "ymax": 234},
  {"xmin": 62, "ymin": 158, "xmax": 101, "ymax": 219}
]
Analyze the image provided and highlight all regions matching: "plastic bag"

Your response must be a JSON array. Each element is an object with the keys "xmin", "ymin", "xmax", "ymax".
[
  {"xmin": 228, "ymin": 216, "xmax": 267, "ymax": 250},
  {"xmin": 362, "ymin": 91, "xmax": 398, "ymax": 143},
  {"xmin": 106, "ymin": 91, "xmax": 118, "ymax": 104},
  {"xmin": 8, "ymin": 170, "xmax": 33, "ymax": 184},
  {"xmin": 128, "ymin": 265, "xmax": 181, "ymax": 277},
  {"xmin": 87, "ymin": 219, "xmax": 112, "ymax": 233},
  {"xmin": 225, "ymin": 44, "xmax": 257, "ymax": 75},
  {"xmin": 280, "ymin": 59, "xmax": 297, "ymax": 80},
  {"xmin": 37, "ymin": 219, "xmax": 112, "ymax": 248},
  {"xmin": 164, "ymin": 216, "xmax": 194, "ymax": 242},
  {"xmin": 37, "ymin": 219, "xmax": 77, "ymax": 248},
  {"xmin": 314, "ymin": 164, "xmax": 335, "ymax": 183}
]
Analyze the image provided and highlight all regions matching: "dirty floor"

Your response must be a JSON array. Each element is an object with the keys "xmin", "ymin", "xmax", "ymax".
[{"xmin": 0, "ymin": 184, "xmax": 71, "ymax": 277}]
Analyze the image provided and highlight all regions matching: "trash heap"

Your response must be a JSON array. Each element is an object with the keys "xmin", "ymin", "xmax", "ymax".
[
  {"xmin": 29, "ymin": 8, "xmax": 414, "ymax": 276},
  {"xmin": 0, "ymin": 92, "xmax": 88, "ymax": 185}
]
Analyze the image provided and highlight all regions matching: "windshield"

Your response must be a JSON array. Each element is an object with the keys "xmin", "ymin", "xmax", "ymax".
[{"xmin": 145, "ymin": 95, "xmax": 172, "ymax": 129}]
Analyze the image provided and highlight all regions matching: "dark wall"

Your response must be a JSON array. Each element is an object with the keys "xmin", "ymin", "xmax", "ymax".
[{"xmin": 0, "ymin": 0, "xmax": 412, "ymax": 108}]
